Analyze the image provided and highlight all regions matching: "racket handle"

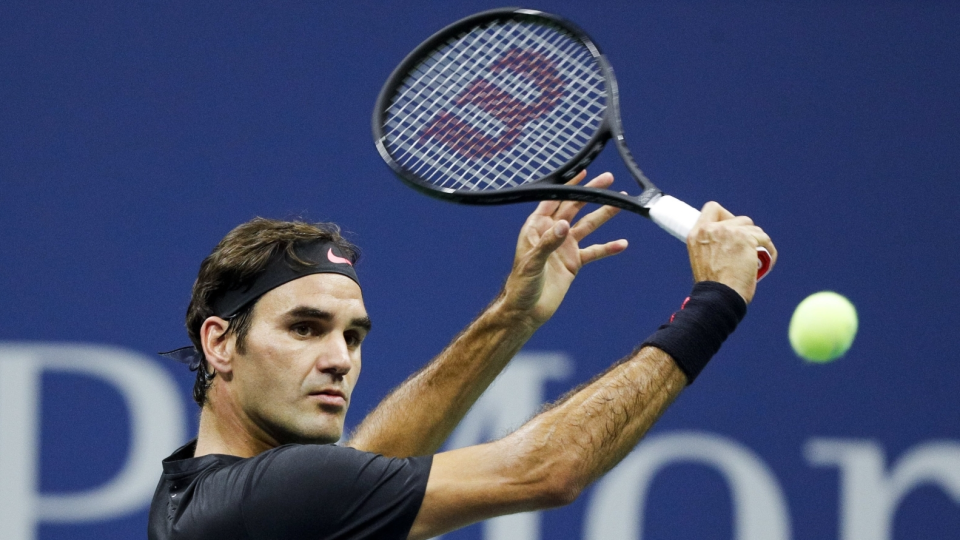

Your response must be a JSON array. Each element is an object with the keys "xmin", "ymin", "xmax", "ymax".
[{"xmin": 648, "ymin": 195, "xmax": 772, "ymax": 281}]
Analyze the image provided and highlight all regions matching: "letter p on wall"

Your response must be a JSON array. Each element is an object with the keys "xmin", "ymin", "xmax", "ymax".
[{"xmin": 0, "ymin": 343, "xmax": 187, "ymax": 540}]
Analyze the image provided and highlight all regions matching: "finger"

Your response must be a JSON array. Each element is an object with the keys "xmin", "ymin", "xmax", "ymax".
[
  {"xmin": 733, "ymin": 224, "xmax": 778, "ymax": 271},
  {"xmin": 582, "ymin": 171, "xmax": 614, "ymax": 188},
  {"xmin": 522, "ymin": 220, "xmax": 571, "ymax": 272},
  {"xmin": 533, "ymin": 199, "xmax": 562, "ymax": 216},
  {"xmin": 735, "ymin": 224, "xmax": 771, "ymax": 248},
  {"xmin": 698, "ymin": 201, "xmax": 736, "ymax": 223},
  {"xmin": 564, "ymin": 169, "xmax": 589, "ymax": 186},
  {"xmin": 533, "ymin": 172, "xmax": 589, "ymax": 215},
  {"xmin": 580, "ymin": 239, "xmax": 629, "ymax": 266},
  {"xmin": 749, "ymin": 227, "xmax": 777, "ymax": 267},
  {"xmin": 555, "ymin": 172, "xmax": 614, "ymax": 221},
  {"xmin": 724, "ymin": 215, "xmax": 755, "ymax": 228},
  {"xmin": 571, "ymin": 203, "xmax": 622, "ymax": 242},
  {"xmin": 533, "ymin": 170, "xmax": 597, "ymax": 216}
]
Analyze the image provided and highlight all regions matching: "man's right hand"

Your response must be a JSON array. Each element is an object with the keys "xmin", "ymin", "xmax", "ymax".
[
  {"xmin": 407, "ymin": 202, "xmax": 778, "ymax": 540},
  {"xmin": 686, "ymin": 202, "xmax": 778, "ymax": 304}
]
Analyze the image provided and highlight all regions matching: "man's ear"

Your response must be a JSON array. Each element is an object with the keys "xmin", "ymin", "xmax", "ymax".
[{"xmin": 200, "ymin": 316, "xmax": 234, "ymax": 376}]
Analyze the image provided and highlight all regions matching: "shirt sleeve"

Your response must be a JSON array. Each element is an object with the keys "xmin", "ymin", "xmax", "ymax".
[{"xmin": 238, "ymin": 444, "xmax": 432, "ymax": 540}]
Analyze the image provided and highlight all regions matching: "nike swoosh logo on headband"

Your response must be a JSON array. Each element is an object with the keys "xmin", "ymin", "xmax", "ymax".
[{"xmin": 327, "ymin": 248, "xmax": 353, "ymax": 266}]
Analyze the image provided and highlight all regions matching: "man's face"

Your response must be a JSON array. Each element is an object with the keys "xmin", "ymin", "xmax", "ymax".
[{"xmin": 228, "ymin": 273, "xmax": 369, "ymax": 446}]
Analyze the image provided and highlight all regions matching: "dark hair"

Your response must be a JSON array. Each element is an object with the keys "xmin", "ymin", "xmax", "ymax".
[{"xmin": 186, "ymin": 217, "xmax": 360, "ymax": 407}]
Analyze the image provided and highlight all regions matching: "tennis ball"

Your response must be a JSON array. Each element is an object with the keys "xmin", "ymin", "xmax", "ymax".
[{"xmin": 789, "ymin": 291, "xmax": 858, "ymax": 363}]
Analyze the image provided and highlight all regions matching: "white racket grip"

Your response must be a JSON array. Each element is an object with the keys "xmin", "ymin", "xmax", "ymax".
[
  {"xmin": 648, "ymin": 195, "xmax": 772, "ymax": 281},
  {"xmin": 648, "ymin": 195, "xmax": 699, "ymax": 242}
]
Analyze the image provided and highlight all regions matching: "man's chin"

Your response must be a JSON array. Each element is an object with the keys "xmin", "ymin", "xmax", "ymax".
[{"xmin": 278, "ymin": 422, "xmax": 343, "ymax": 446}]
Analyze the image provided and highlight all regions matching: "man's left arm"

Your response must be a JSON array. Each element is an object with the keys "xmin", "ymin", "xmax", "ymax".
[{"xmin": 346, "ymin": 172, "xmax": 627, "ymax": 457}]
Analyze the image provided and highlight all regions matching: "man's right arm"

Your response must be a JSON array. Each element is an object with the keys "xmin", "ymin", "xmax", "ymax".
[
  {"xmin": 407, "ymin": 202, "xmax": 777, "ymax": 540},
  {"xmin": 412, "ymin": 347, "xmax": 685, "ymax": 538}
]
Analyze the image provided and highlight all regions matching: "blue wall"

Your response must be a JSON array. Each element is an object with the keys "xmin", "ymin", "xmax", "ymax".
[{"xmin": 2, "ymin": 1, "xmax": 959, "ymax": 539}]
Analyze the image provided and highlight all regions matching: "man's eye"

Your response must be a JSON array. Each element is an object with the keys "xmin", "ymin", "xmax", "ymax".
[
  {"xmin": 292, "ymin": 324, "xmax": 313, "ymax": 337},
  {"xmin": 345, "ymin": 331, "xmax": 363, "ymax": 347}
]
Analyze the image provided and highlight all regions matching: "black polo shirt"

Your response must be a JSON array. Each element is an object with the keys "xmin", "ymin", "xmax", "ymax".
[{"xmin": 148, "ymin": 439, "xmax": 432, "ymax": 540}]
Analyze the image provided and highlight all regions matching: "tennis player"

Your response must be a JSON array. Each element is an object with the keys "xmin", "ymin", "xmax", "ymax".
[{"xmin": 148, "ymin": 171, "xmax": 776, "ymax": 539}]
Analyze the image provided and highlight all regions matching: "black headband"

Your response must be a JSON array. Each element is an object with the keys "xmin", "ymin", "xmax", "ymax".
[
  {"xmin": 160, "ymin": 239, "xmax": 359, "ymax": 370},
  {"xmin": 213, "ymin": 239, "xmax": 360, "ymax": 318}
]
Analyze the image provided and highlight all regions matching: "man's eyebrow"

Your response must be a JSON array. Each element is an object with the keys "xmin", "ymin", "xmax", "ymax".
[
  {"xmin": 287, "ymin": 307, "xmax": 333, "ymax": 321},
  {"xmin": 286, "ymin": 306, "xmax": 372, "ymax": 332},
  {"xmin": 352, "ymin": 316, "xmax": 373, "ymax": 333}
]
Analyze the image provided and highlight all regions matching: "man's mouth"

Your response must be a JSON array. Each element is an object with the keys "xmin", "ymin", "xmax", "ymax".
[{"xmin": 308, "ymin": 389, "xmax": 347, "ymax": 408}]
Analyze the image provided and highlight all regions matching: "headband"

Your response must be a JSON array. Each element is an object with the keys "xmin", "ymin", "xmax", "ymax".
[
  {"xmin": 212, "ymin": 239, "xmax": 359, "ymax": 318},
  {"xmin": 160, "ymin": 239, "xmax": 359, "ymax": 369}
]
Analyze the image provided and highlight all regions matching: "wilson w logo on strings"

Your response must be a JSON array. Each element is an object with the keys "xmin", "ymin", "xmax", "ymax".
[{"xmin": 419, "ymin": 48, "xmax": 566, "ymax": 159}]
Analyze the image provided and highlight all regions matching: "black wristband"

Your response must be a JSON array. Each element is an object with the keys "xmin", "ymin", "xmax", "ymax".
[{"xmin": 641, "ymin": 281, "xmax": 747, "ymax": 384}]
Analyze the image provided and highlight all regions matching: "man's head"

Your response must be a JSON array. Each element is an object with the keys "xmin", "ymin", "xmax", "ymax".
[{"xmin": 186, "ymin": 218, "xmax": 369, "ymax": 445}]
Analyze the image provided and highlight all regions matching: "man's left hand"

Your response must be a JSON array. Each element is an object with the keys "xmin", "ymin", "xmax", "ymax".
[{"xmin": 501, "ymin": 171, "xmax": 628, "ymax": 328}]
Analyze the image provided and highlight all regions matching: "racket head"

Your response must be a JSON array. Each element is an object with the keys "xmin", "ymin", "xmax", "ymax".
[{"xmin": 373, "ymin": 8, "xmax": 629, "ymax": 207}]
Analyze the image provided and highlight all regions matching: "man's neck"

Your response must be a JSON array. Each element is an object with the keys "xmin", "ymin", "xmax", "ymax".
[{"xmin": 194, "ymin": 399, "xmax": 276, "ymax": 459}]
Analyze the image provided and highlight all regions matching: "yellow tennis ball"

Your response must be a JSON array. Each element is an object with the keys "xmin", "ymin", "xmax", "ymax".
[{"xmin": 789, "ymin": 291, "xmax": 858, "ymax": 363}]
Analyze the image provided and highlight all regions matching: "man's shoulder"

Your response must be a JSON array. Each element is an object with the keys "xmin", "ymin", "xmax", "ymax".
[
  {"xmin": 159, "ymin": 439, "xmax": 399, "ymax": 480},
  {"xmin": 246, "ymin": 443, "xmax": 433, "ymax": 484},
  {"xmin": 149, "ymin": 441, "xmax": 433, "ymax": 540}
]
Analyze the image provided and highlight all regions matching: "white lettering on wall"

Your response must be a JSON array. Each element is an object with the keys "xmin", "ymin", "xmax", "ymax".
[
  {"xmin": 584, "ymin": 431, "xmax": 792, "ymax": 540},
  {"xmin": 3, "ymin": 343, "xmax": 959, "ymax": 540},
  {"xmin": 0, "ymin": 343, "xmax": 186, "ymax": 540},
  {"xmin": 806, "ymin": 438, "xmax": 960, "ymax": 540}
]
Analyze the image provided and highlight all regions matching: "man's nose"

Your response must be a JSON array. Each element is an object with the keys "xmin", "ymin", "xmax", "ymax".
[{"xmin": 317, "ymin": 334, "xmax": 353, "ymax": 377}]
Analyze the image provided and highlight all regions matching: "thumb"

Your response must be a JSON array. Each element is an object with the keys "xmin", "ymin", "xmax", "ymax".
[{"xmin": 523, "ymin": 220, "xmax": 569, "ymax": 272}]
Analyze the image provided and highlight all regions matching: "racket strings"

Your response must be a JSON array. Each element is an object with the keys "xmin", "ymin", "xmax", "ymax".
[
  {"xmin": 400, "ymin": 23, "xmax": 555, "ymax": 188},
  {"xmin": 411, "ymin": 22, "xmax": 601, "ymax": 188},
  {"xmin": 383, "ymin": 18, "xmax": 606, "ymax": 192}
]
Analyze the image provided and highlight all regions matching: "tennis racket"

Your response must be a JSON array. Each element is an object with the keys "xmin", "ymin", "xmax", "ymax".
[{"xmin": 372, "ymin": 7, "xmax": 771, "ymax": 279}]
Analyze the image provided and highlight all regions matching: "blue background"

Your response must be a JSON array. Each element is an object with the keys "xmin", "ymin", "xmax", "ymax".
[{"xmin": 2, "ymin": 1, "xmax": 958, "ymax": 538}]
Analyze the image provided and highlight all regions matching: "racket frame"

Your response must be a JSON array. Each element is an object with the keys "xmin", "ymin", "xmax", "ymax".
[
  {"xmin": 372, "ymin": 7, "xmax": 663, "ymax": 217},
  {"xmin": 372, "ymin": 7, "xmax": 772, "ymax": 278}
]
